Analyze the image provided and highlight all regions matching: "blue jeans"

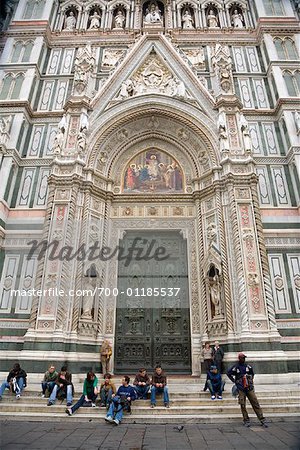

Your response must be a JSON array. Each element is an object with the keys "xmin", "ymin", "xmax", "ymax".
[
  {"xmin": 49, "ymin": 384, "xmax": 73, "ymax": 404},
  {"xmin": 41, "ymin": 381, "xmax": 56, "ymax": 395},
  {"xmin": 207, "ymin": 379, "xmax": 225, "ymax": 396},
  {"xmin": 0, "ymin": 377, "xmax": 24, "ymax": 397},
  {"xmin": 134, "ymin": 385, "xmax": 150, "ymax": 399},
  {"xmin": 150, "ymin": 385, "xmax": 169, "ymax": 404},
  {"xmin": 106, "ymin": 396, "xmax": 130, "ymax": 422},
  {"xmin": 100, "ymin": 387, "xmax": 113, "ymax": 405},
  {"xmin": 71, "ymin": 393, "xmax": 97, "ymax": 414}
]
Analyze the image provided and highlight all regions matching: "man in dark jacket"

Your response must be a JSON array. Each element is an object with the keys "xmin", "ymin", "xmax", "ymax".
[
  {"xmin": 41, "ymin": 364, "xmax": 58, "ymax": 397},
  {"xmin": 47, "ymin": 365, "xmax": 73, "ymax": 407},
  {"xmin": 212, "ymin": 341, "xmax": 224, "ymax": 373},
  {"xmin": 227, "ymin": 353, "xmax": 267, "ymax": 427},
  {"xmin": 206, "ymin": 365, "xmax": 225, "ymax": 400},
  {"xmin": 105, "ymin": 375, "xmax": 137, "ymax": 425},
  {"xmin": 150, "ymin": 365, "xmax": 169, "ymax": 408},
  {"xmin": 0, "ymin": 363, "xmax": 27, "ymax": 400},
  {"xmin": 133, "ymin": 368, "xmax": 151, "ymax": 399}
]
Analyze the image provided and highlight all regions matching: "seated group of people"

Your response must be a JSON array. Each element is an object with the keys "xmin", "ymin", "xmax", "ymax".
[{"xmin": 43, "ymin": 364, "xmax": 169, "ymax": 425}]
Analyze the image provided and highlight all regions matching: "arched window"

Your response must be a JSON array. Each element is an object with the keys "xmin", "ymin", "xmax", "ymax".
[
  {"xmin": 274, "ymin": 38, "xmax": 298, "ymax": 60},
  {"xmin": 23, "ymin": 0, "xmax": 45, "ymax": 19},
  {"xmin": 0, "ymin": 73, "xmax": 25, "ymax": 100},
  {"xmin": 283, "ymin": 71, "xmax": 300, "ymax": 96},
  {"xmin": 10, "ymin": 41, "xmax": 34, "ymax": 63},
  {"xmin": 264, "ymin": 0, "xmax": 284, "ymax": 15}
]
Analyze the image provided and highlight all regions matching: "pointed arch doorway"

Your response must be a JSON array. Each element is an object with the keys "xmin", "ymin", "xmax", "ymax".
[{"xmin": 114, "ymin": 229, "xmax": 192, "ymax": 374}]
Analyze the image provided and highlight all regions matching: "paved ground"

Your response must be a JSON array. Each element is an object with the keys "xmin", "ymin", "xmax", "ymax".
[{"xmin": 0, "ymin": 420, "xmax": 299, "ymax": 450}]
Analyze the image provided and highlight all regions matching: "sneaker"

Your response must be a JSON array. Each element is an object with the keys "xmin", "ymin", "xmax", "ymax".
[
  {"xmin": 16, "ymin": 394, "xmax": 21, "ymax": 399},
  {"xmin": 66, "ymin": 402, "xmax": 72, "ymax": 407},
  {"xmin": 211, "ymin": 395, "xmax": 216, "ymax": 400},
  {"xmin": 100, "ymin": 403, "xmax": 106, "ymax": 407},
  {"xmin": 217, "ymin": 395, "xmax": 222, "ymax": 400},
  {"xmin": 91, "ymin": 403, "xmax": 96, "ymax": 407},
  {"xmin": 164, "ymin": 403, "xmax": 170, "ymax": 408},
  {"xmin": 65, "ymin": 408, "xmax": 73, "ymax": 416},
  {"xmin": 243, "ymin": 421, "xmax": 250, "ymax": 427},
  {"xmin": 113, "ymin": 419, "xmax": 120, "ymax": 425},
  {"xmin": 41, "ymin": 394, "xmax": 45, "ymax": 398},
  {"xmin": 261, "ymin": 422, "xmax": 268, "ymax": 428},
  {"xmin": 150, "ymin": 403, "xmax": 156, "ymax": 408},
  {"xmin": 47, "ymin": 401, "xmax": 53, "ymax": 406},
  {"xmin": 105, "ymin": 416, "xmax": 113, "ymax": 423}
]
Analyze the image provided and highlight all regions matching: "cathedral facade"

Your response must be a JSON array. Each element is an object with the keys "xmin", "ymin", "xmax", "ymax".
[{"xmin": 0, "ymin": 0, "xmax": 299, "ymax": 375}]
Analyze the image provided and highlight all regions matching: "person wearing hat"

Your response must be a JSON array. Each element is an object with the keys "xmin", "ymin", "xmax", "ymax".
[
  {"xmin": 227, "ymin": 353, "xmax": 268, "ymax": 427},
  {"xmin": 133, "ymin": 368, "xmax": 151, "ymax": 399},
  {"xmin": 206, "ymin": 364, "xmax": 225, "ymax": 400}
]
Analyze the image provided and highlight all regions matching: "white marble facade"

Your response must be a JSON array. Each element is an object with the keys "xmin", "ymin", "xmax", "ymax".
[{"xmin": 0, "ymin": 0, "xmax": 299, "ymax": 374}]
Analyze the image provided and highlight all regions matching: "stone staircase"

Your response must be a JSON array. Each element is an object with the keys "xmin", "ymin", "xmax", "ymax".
[{"xmin": 0, "ymin": 376, "xmax": 299, "ymax": 424}]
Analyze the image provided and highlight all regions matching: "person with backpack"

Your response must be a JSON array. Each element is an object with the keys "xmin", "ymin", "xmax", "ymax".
[
  {"xmin": 0, "ymin": 363, "xmax": 27, "ymax": 400},
  {"xmin": 227, "ymin": 352, "xmax": 268, "ymax": 427},
  {"xmin": 104, "ymin": 376, "xmax": 137, "ymax": 425}
]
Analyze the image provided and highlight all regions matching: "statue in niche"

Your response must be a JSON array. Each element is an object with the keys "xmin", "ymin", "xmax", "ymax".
[
  {"xmin": 182, "ymin": 9, "xmax": 194, "ymax": 29},
  {"xmin": 231, "ymin": 9, "xmax": 244, "ymax": 28},
  {"xmin": 77, "ymin": 127, "xmax": 87, "ymax": 156},
  {"xmin": 219, "ymin": 64, "xmax": 232, "ymax": 93},
  {"xmin": 114, "ymin": 10, "xmax": 125, "ymax": 28},
  {"xmin": 64, "ymin": 11, "xmax": 76, "ymax": 30},
  {"xmin": 209, "ymin": 273, "xmax": 223, "ymax": 318},
  {"xmin": 207, "ymin": 9, "xmax": 219, "ymax": 28},
  {"xmin": 144, "ymin": 3, "xmax": 163, "ymax": 25},
  {"xmin": 88, "ymin": 10, "xmax": 101, "ymax": 29},
  {"xmin": 217, "ymin": 111, "xmax": 229, "ymax": 153},
  {"xmin": 0, "ymin": 115, "xmax": 12, "ymax": 145},
  {"xmin": 53, "ymin": 114, "xmax": 66, "ymax": 154},
  {"xmin": 295, "ymin": 111, "xmax": 300, "ymax": 135},
  {"xmin": 81, "ymin": 277, "xmax": 95, "ymax": 320},
  {"xmin": 239, "ymin": 113, "xmax": 252, "ymax": 152}
]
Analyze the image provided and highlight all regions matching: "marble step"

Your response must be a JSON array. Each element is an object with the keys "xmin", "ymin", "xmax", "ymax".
[{"xmin": 0, "ymin": 411, "xmax": 299, "ymax": 424}]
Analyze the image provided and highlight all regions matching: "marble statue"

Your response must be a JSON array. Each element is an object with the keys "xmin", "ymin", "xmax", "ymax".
[
  {"xmin": 185, "ymin": 48, "xmax": 205, "ymax": 66},
  {"xmin": 64, "ymin": 11, "xmax": 76, "ymax": 30},
  {"xmin": 0, "ymin": 115, "xmax": 12, "ymax": 145},
  {"xmin": 182, "ymin": 10, "xmax": 194, "ymax": 29},
  {"xmin": 207, "ymin": 9, "xmax": 218, "ymax": 28},
  {"xmin": 209, "ymin": 275, "xmax": 222, "ymax": 318},
  {"xmin": 77, "ymin": 127, "xmax": 87, "ymax": 156},
  {"xmin": 174, "ymin": 79, "xmax": 186, "ymax": 98},
  {"xmin": 295, "ymin": 111, "xmax": 300, "ymax": 135},
  {"xmin": 88, "ymin": 10, "xmax": 101, "ymax": 29},
  {"xmin": 74, "ymin": 44, "xmax": 95, "ymax": 94},
  {"xmin": 114, "ymin": 10, "xmax": 125, "ymax": 28},
  {"xmin": 53, "ymin": 114, "xmax": 66, "ymax": 154},
  {"xmin": 239, "ymin": 113, "xmax": 252, "ymax": 152},
  {"xmin": 119, "ymin": 79, "xmax": 135, "ymax": 98},
  {"xmin": 217, "ymin": 111, "xmax": 229, "ymax": 153},
  {"xmin": 144, "ymin": 3, "xmax": 163, "ymax": 25},
  {"xmin": 81, "ymin": 277, "xmax": 95, "ymax": 320},
  {"xmin": 231, "ymin": 10, "xmax": 244, "ymax": 28}
]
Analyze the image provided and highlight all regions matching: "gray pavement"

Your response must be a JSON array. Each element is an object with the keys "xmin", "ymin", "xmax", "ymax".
[{"xmin": 0, "ymin": 420, "xmax": 299, "ymax": 450}]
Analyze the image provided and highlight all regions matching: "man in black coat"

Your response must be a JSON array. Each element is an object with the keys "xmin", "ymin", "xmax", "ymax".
[{"xmin": 0, "ymin": 363, "xmax": 27, "ymax": 399}]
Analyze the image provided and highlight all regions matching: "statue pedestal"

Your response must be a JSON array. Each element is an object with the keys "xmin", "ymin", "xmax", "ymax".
[{"xmin": 78, "ymin": 319, "xmax": 98, "ymax": 338}]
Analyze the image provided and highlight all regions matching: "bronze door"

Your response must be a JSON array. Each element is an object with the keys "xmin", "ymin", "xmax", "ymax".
[{"xmin": 114, "ymin": 230, "xmax": 191, "ymax": 374}]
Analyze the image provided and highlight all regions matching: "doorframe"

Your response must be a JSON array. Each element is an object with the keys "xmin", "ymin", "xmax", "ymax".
[{"xmin": 102, "ymin": 215, "xmax": 203, "ymax": 375}]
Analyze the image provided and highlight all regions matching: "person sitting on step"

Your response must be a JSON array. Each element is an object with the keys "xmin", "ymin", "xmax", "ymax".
[
  {"xmin": 150, "ymin": 365, "xmax": 169, "ymax": 408},
  {"xmin": 66, "ymin": 370, "xmax": 98, "ymax": 416},
  {"xmin": 41, "ymin": 364, "xmax": 58, "ymax": 398},
  {"xmin": 206, "ymin": 364, "xmax": 225, "ymax": 400},
  {"xmin": 47, "ymin": 365, "xmax": 74, "ymax": 407},
  {"xmin": 0, "ymin": 363, "xmax": 27, "ymax": 400},
  {"xmin": 105, "ymin": 375, "xmax": 137, "ymax": 425},
  {"xmin": 100, "ymin": 373, "xmax": 116, "ymax": 407},
  {"xmin": 133, "ymin": 367, "xmax": 151, "ymax": 399}
]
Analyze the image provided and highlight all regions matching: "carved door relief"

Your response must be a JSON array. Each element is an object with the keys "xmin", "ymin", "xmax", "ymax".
[{"xmin": 115, "ymin": 230, "xmax": 191, "ymax": 373}]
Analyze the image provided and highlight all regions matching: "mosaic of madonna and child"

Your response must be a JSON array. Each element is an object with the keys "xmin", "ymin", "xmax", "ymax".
[{"xmin": 123, "ymin": 150, "xmax": 184, "ymax": 193}]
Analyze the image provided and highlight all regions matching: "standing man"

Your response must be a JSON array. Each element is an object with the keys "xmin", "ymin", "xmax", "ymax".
[
  {"xmin": 100, "ymin": 340, "xmax": 112, "ymax": 374},
  {"xmin": 227, "ymin": 353, "xmax": 268, "ymax": 427},
  {"xmin": 212, "ymin": 340, "xmax": 224, "ymax": 373}
]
